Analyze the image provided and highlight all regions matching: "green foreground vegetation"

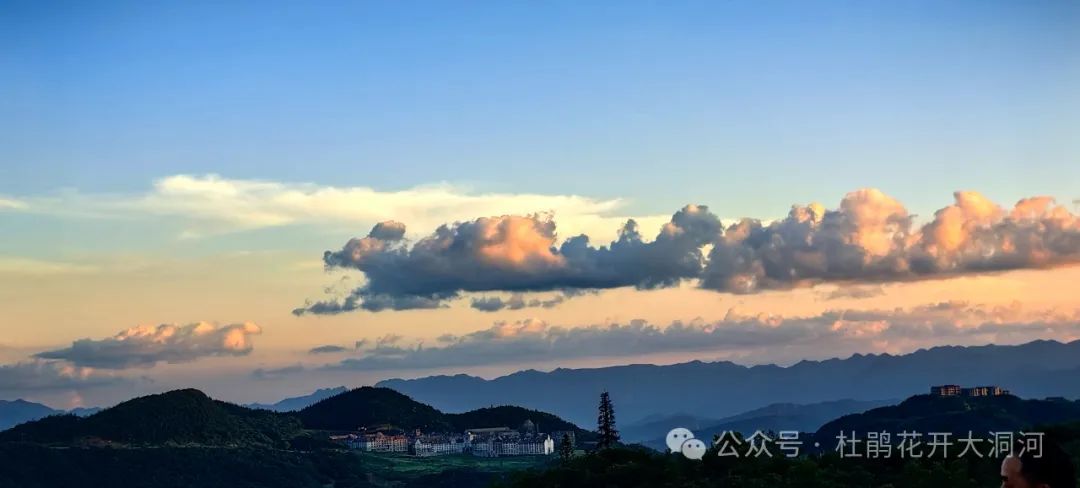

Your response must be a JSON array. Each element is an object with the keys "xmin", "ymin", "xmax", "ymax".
[
  {"xmin": 358, "ymin": 452, "xmax": 549, "ymax": 487},
  {"xmin": 0, "ymin": 444, "xmax": 368, "ymax": 488},
  {"xmin": 358, "ymin": 451, "xmax": 547, "ymax": 476},
  {"xmin": 496, "ymin": 422, "xmax": 1080, "ymax": 488},
  {"xmin": 0, "ymin": 446, "xmax": 553, "ymax": 488}
]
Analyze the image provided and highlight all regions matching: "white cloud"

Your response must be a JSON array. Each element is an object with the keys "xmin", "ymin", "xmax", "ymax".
[
  {"xmin": 0, "ymin": 197, "xmax": 27, "ymax": 211},
  {"xmin": 15, "ymin": 174, "xmax": 670, "ymax": 242}
]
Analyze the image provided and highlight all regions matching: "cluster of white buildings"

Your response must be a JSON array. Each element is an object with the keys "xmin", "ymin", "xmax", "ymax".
[
  {"xmin": 337, "ymin": 421, "xmax": 565, "ymax": 457},
  {"xmin": 411, "ymin": 434, "xmax": 471, "ymax": 456},
  {"xmin": 468, "ymin": 427, "xmax": 556, "ymax": 457}
]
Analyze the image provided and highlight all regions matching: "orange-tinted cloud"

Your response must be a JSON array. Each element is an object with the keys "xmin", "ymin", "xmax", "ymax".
[
  {"xmin": 298, "ymin": 189, "xmax": 1080, "ymax": 314},
  {"xmin": 35, "ymin": 321, "xmax": 262, "ymax": 369}
]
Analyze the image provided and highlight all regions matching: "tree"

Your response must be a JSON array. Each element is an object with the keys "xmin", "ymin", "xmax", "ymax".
[
  {"xmin": 596, "ymin": 391, "xmax": 620, "ymax": 449},
  {"xmin": 559, "ymin": 434, "xmax": 574, "ymax": 462}
]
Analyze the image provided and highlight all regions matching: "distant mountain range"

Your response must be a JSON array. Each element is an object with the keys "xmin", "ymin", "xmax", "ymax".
[
  {"xmin": 624, "ymin": 398, "xmax": 894, "ymax": 449},
  {"xmin": 377, "ymin": 339, "xmax": 1080, "ymax": 427},
  {"xmin": 0, "ymin": 399, "xmax": 101, "ymax": 431},
  {"xmin": 246, "ymin": 386, "xmax": 348, "ymax": 412}
]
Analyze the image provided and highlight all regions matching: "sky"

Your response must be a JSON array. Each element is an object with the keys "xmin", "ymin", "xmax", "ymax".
[{"xmin": 1, "ymin": 0, "xmax": 1078, "ymax": 409}]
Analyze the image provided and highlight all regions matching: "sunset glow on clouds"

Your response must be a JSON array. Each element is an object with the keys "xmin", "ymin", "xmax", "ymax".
[
  {"xmin": 1, "ymin": 175, "xmax": 1078, "ymax": 407},
  {"xmin": 297, "ymin": 189, "xmax": 1080, "ymax": 314},
  {"xmin": 35, "ymin": 321, "xmax": 262, "ymax": 369},
  {"xmin": 0, "ymin": 321, "xmax": 260, "ymax": 399},
  {"xmin": 3, "ymin": 0, "xmax": 1080, "ymax": 412}
]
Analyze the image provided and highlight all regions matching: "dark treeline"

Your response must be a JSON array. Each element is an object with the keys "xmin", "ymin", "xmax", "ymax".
[
  {"xmin": 495, "ymin": 422, "xmax": 1080, "ymax": 487},
  {"xmin": 0, "ymin": 444, "xmax": 371, "ymax": 488}
]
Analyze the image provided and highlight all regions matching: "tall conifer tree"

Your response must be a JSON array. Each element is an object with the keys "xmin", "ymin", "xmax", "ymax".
[{"xmin": 596, "ymin": 391, "xmax": 620, "ymax": 449}]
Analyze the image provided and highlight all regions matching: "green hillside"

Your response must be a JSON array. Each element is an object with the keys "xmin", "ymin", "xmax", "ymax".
[
  {"xmin": 446, "ymin": 405, "xmax": 579, "ymax": 432},
  {"xmin": 2, "ymin": 387, "xmax": 587, "ymax": 447},
  {"xmin": 297, "ymin": 386, "xmax": 454, "ymax": 432},
  {"xmin": 815, "ymin": 394, "xmax": 1080, "ymax": 441},
  {"xmin": 296, "ymin": 387, "xmax": 588, "ymax": 436},
  {"xmin": 0, "ymin": 389, "xmax": 302, "ymax": 448},
  {"xmin": 0, "ymin": 387, "xmax": 588, "ymax": 488}
]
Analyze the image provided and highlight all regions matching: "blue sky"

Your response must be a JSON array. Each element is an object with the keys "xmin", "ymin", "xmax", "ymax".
[
  {"xmin": 3, "ymin": 0, "xmax": 1078, "ymax": 219},
  {"xmin": 3, "ymin": 1, "xmax": 1080, "ymax": 407}
]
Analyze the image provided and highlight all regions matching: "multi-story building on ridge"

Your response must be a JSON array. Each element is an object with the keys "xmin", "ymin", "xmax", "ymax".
[
  {"xmin": 348, "ymin": 432, "xmax": 409, "ymax": 452},
  {"xmin": 411, "ymin": 435, "xmax": 470, "ymax": 457},
  {"xmin": 930, "ymin": 385, "xmax": 961, "ymax": 396},
  {"xmin": 930, "ymin": 384, "xmax": 1010, "ymax": 397},
  {"xmin": 961, "ymin": 385, "xmax": 1010, "ymax": 397}
]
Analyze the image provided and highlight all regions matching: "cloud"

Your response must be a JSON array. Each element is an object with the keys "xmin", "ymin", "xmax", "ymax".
[
  {"xmin": 308, "ymin": 345, "xmax": 350, "ymax": 354},
  {"xmin": 0, "ymin": 197, "xmax": 27, "ymax": 211},
  {"xmin": 14, "ymin": 174, "xmax": 668, "ymax": 240},
  {"xmin": 308, "ymin": 340, "xmax": 376, "ymax": 354},
  {"xmin": 298, "ymin": 205, "xmax": 723, "ymax": 313},
  {"xmin": 252, "ymin": 364, "xmax": 305, "ymax": 380},
  {"xmin": 0, "ymin": 360, "xmax": 125, "ymax": 394},
  {"xmin": 35, "ymin": 321, "xmax": 262, "ymax": 369},
  {"xmin": 375, "ymin": 334, "xmax": 403, "ymax": 347},
  {"xmin": 318, "ymin": 303, "xmax": 1080, "ymax": 371},
  {"xmin": 470, "ymin": 293, "xmax": 567, "ymax": 312},
  {"xmin": 299, "ymin": 189, "xmax": 1080, "ymax": 313},
  {"xmin": 816, "ymin": 285, "xmax": 887, "ymax": 301},
  {"xmin": 294, "ymin": 292, "xmax": 445, "ymax": 315}
]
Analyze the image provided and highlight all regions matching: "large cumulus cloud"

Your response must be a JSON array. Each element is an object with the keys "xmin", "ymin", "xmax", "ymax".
[
  {"xmin": 704, "ymin": 190, "xmax": 1080, "ymax": 292},
  {"xmin": 35, "ymin": 321, "xmax": 262, "ymax": 369},
  {"xmin": 296, "ymin": 189, "xmax": 1080, "ymax": 314}
]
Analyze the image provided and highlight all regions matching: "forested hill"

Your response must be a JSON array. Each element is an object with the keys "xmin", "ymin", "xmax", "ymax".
[
  {"xmin": 0, "ymin": 389, "xmax": 303, "ymax": 448},
  {"xmin": 815, "ymin": 394, "xmax": 1080, "ymax": 441},
  {"xmin": 1, "ymin": 387, "xmax": 587, "ymax": 449},
  {"xmin": 297, "ymin": 386, "xmax": 586, "ymax": 434},
  {"xmin": 298, "ymin": 386, "xmax": 453, "ymax": 432},
  {"xmin": 447, "ymin": 405, "xmax": 580, "ymax": 433},
  {"xmin": 0, "ymin": 387, "xmax": 576, "ymax": 488}
]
